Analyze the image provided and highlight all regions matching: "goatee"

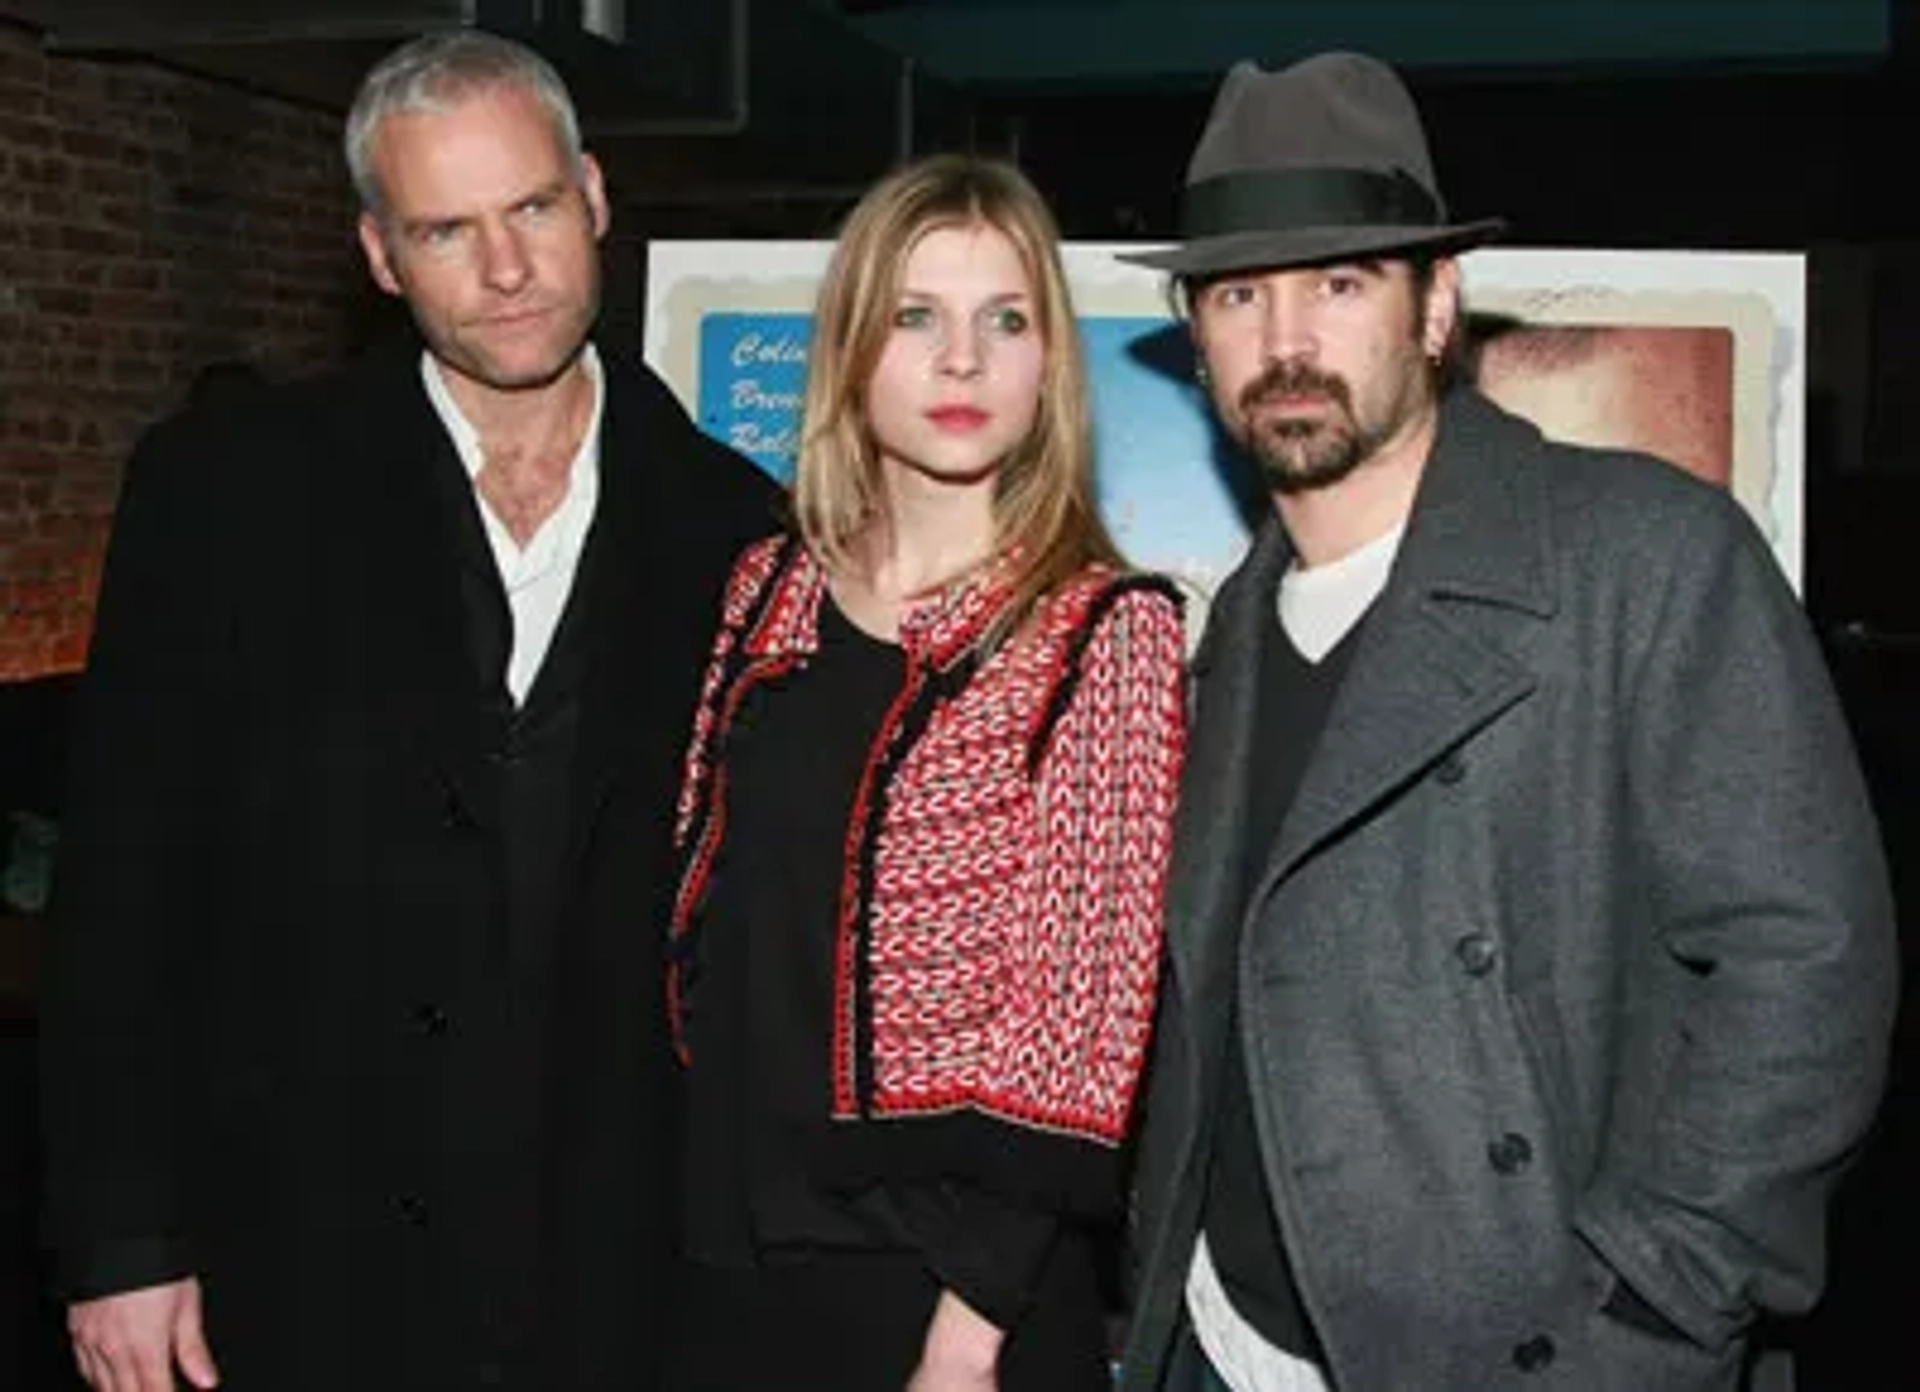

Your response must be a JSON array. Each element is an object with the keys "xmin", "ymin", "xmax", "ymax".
[{"xmin": 1237, "ymin": 361, "xmax": 1367, "ymax": 495}]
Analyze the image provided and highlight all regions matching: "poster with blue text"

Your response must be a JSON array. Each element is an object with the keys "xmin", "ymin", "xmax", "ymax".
[{"xmin": 644, "ymin": 242, "xmax": 1805, "ymax": 623}]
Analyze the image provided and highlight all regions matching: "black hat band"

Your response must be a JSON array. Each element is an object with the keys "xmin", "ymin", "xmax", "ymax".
[{"xmin": 1180, "ymin": 167, "xmax": 1441, "ymax": 239}]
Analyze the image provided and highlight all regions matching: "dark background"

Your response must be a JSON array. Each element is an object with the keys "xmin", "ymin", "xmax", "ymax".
[{"xmin": 3, "ymin": 0, "xmax": 1916, "ymax": 1386}]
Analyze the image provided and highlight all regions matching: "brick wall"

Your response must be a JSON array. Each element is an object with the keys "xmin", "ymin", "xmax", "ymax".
[{"xmin": 0, "ymin": 19, "xmax": 369, "ymax": 679}]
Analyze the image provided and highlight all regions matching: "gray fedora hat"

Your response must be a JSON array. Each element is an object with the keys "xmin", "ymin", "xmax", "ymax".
[{"xmin": 1122, "ymin": 51, "xmax": 1503, "ymax": 277}]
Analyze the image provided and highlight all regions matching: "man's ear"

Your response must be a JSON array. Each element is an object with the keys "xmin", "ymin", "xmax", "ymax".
[
  {"xmin": 1422, "ymin": 257, "xmax": 1462, "ymax": 360},
  {"xmin": 1183, "ymin": 287, "xmax": 1219, "ymax": 390},
  {"xmin": 581, "ymin": 153, "xmax": 610, "ymax": 241},
  {"xmin": 1187, "ymin": 321, "xmax": 1214, "ymax": 389},
  {"xmin": 357, "ymin": 212, "xmax": 404, "ymax": 298}
]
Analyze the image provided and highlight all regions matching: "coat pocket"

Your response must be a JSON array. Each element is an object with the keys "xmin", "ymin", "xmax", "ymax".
[{"xmin": 1579, "ymin": 1264, "xmax": 1744, "ymax": 1392}]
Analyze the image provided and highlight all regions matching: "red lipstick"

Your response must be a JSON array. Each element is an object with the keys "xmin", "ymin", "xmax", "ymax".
[{"xmin": 927, "ymin": 405, "xmax": 989, "ymax": 431}]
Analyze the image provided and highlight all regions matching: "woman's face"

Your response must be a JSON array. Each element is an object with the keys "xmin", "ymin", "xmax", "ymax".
[{"xmin": 863, "ymin": 221, "xmax": 1047, "ymax": 492}]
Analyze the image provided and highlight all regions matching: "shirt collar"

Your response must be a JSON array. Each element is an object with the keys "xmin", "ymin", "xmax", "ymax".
[{"xmin": 419, "ymin": 343, "xmax": 604, "ymax": 485}]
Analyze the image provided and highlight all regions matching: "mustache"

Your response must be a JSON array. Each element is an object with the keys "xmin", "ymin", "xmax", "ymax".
[{"xmin": 1239, "ymin": 362, "xmax": 1352, "ymax": 415}]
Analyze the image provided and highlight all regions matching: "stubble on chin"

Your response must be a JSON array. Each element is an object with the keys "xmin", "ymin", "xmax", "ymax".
[
  {"xmin": 1251, "ymin": 426, "xmax": 1363, "ymax": 495},
  {"xmin": 1230, "ymin": 367, "xmax": 1365, "ymax": 496}
]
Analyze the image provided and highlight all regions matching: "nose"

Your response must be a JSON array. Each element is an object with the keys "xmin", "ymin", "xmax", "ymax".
[
  {"xmin": 934, "ymin": 318, "xmax": 984, "ymax": 379},
  {"xmin": 1260, "ymin": 284, "xmax": 1316, "ymax": 365},
  {"xmin": 477, "ymin": 220, "xmax": 532, "ymax": 294}
]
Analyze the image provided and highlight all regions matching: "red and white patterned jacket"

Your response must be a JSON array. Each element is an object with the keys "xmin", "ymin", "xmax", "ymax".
[{"xmin": 668, "ymin": 534, "xmax": 1186, "ymax": 1199}]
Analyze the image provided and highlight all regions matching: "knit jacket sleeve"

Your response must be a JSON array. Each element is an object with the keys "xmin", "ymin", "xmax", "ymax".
[{"xmin": 1015, "ymin": 578, "xmax": 1189, "ymax": 1150}]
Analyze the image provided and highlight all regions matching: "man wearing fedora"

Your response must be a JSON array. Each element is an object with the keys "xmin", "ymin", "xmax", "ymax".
[{"xmin": 1118, "ymin": 51, "xmax": 1895, "ymax": 1392}]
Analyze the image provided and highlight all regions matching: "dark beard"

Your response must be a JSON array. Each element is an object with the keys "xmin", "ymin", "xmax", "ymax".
[{"xmin": 1237, "ymin": 361, "xmax": 1367, "ymax": 495}]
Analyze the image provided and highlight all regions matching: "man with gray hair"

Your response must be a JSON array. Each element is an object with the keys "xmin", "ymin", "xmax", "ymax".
[
  {"xmin": 40, "ymin": 29, "xmax": 775, "ymax": 1392},
  {"xmin": 1118, "ymin": 51, "xmax": 1895, "ymax": 1392}
]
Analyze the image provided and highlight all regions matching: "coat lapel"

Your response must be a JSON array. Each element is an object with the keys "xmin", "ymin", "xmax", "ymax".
[
  {"xmin": 559, "ymin": 358, "xmax": 684, "ymax": 857},
  {"xmin": 1164, "ymin": 518, "xmax": 1294, "ymax": 1003},
  {"xmin": 560, "ymin": 362, "xmax": 652, "ymax": 829},
  {"xmin": 1248, "ymin": 389, "xmax": 1562, "ymax": 913},
  {"xmin": 349, "ymin": 347, "xmax": 507, "ymax": 828},
  {"xmin": 1261, "ymin": 594, "xmax": 1533, "ymax": 888}
]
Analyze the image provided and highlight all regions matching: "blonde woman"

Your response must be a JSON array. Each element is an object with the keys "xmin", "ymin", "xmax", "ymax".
[{"xmin": 663, "ymin": 155, "xmax": 1188, "ymax": 1390}]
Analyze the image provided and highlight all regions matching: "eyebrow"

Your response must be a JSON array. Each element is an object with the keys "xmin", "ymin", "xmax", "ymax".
[
  {"xmin": 512, "ymin": 179, "xmax": 570, "ymax": 205},
  {"xmin": 895, "ymin": 288, "xmax": 1033, "ymax": 304},
  {"xmin": 397, "ymin": 215, "xmax": 466, "ymax": 243},
  {"xmin": 1334, "ymin": 259, "xmax": 1390, "ymax": 277},
  {"xmin": 396, "ymin": 179, "xmax": 571, "ymax": 237}
]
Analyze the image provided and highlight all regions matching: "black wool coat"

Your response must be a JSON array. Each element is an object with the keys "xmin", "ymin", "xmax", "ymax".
[{"xmin": 39, "ymin": 338, "xmax": 780, "ymax": 1391}]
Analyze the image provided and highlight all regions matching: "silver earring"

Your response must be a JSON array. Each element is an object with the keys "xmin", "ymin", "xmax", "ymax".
[{"xmin": 1193, "ymin": 360, "xmax": 1210, "ymax": 387}]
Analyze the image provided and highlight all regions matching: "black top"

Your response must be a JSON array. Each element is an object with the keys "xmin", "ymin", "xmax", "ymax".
[
  {"xmin": 1201, "ymin": 603, "xmax": 1360, "ymax": 1359},
  {"xmin": 681, "ymin": 598, "xmax": 1057, "ymax": 1326}
]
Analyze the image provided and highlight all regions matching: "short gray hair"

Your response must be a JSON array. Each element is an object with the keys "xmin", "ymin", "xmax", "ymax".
[{"xmin": 344, "ymin": 29, "xmax": 584, "ymax": 214}]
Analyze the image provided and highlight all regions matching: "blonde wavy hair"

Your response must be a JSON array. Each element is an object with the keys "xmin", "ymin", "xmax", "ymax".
[{"xmin": 794, "ymin": 153, "xmax": 1119, "ymax": 643}]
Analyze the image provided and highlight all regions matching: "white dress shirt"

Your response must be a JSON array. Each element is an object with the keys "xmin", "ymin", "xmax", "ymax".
[{"xmin": 420, "ymin": 346, "xmax": 604, "ymax": 706}]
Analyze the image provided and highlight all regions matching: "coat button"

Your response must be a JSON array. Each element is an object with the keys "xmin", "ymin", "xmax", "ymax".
[
  {"xmin": 1488, "ymin": 1132, "xmax": 1535, "ymax": 1175},
  {"xmin": 411, "ymin": 1003, "xmax": 450, "ymax": 1037},
  {"xmin": 1454, "ymin": 932, "xmax": 1498, "ymax": 976},
  {"xmin": 394, "ymin": 1193, "xmax": 429, "ymax": 1226},
  {"xmin": 1435, "ymin": 751, "xmax": 1467, "ymax": 784},
  {"xmin": 1512, "ymin": 1334, "xmax": 1556, "ymax": 1372}
]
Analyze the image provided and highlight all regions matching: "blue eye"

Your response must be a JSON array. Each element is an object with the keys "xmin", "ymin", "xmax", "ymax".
[
  {"xmin": 985, "ymin": 305, "xmax": 1031, "ymax": 336},
  {"xmin": 892, "ymin": 304, "xmax": 936, "ymax": 330}
]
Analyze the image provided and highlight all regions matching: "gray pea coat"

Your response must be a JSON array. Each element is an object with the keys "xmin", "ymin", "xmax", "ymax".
[{"xmin": 1121, "ymin": 389, "xmax": 1896, "ymax": 1392}]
